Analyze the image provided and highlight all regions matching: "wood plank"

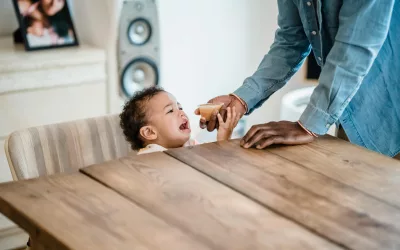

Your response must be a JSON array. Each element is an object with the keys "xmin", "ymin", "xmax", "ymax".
[
  {"xmin": 81, "ymin": 153, "xmax": 341, "ymax": 250},
  {"xmin": 165, "ymin": 140, "xmax": 400, "ymax": 250},
  {"xmin": 266, "ymin": 135, "xmax": 400, "ymax": 207},
  {"xmin": 0, "ymin": 173, "xmax": 210, "ymax": 250}
]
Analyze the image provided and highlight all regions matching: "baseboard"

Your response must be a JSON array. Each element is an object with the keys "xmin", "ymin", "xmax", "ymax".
[{"xmin": 0, "ymin": 226, "xmax": 28, "ymax": 250}]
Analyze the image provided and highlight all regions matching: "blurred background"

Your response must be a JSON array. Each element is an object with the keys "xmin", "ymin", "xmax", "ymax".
[{"xmin": 0, "ymin": 1, "xmax": 318, "ymax": 247}]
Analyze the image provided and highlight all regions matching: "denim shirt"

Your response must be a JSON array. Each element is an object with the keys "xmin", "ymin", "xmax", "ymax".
[{"xmin": 234, "ymin": 0, "xmax": 400, "ymax": 157}]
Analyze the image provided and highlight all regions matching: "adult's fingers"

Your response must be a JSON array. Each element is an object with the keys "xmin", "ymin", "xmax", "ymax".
[
  {"xmin": 256, "ymin": 136, "xmax": 285, "ymax": 149},
  {"xmin": 243, "ymin": 129, "xmax": 277, "ymax": 149},
  {"xmin": 241, "ymin": 124, "xmax": 265, "ymax": 146},
  {"xmin": 220, "ymin": 107, "xmax": 227, "ymax": 123},
  {"xmin": 207, "ymin": 110, "xmax": 219, "ymax": 132},
  {"xmin": 199, "ymin": 116, "xmax": 207, "ymax": 129}
]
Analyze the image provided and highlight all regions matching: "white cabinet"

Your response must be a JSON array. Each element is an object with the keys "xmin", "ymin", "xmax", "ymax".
[{"xmin": 0, "ymin": 36, "xmax": 107, "ymax": 249}]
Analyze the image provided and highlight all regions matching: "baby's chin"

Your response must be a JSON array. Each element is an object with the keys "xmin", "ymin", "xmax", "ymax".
[
  {"xmin": 177, "ymin": 133, "xmax": 191, "ymax": 145},
  {"xmin": 182, "ymin": 133, "xmax": 191, "ymax": 142},
  {"xmin": 168, "ymin": 135, "xmax": 191, "ymax": 148}
]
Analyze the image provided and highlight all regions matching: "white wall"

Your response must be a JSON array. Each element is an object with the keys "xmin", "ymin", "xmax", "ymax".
[{"xmin": 0, "ymin": 1, "xmax": 19, "ymax": 36}]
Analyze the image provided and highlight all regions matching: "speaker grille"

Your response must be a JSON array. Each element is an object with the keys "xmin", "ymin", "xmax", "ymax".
[
  {"xmin": 128, "ymin": 18, "xmax": 152, "ymax": 46},
  {"xmin": 121, "ymin": 57, "xmax": 159, "ymax": 98},
  {"xmin": 118, "ymin": 0, "xmax": 160, "ymax": 101}
]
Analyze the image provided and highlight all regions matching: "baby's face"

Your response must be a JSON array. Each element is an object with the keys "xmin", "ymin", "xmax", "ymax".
[{"xmin": 146, "ymin": 92, "xmax": 191, "ymax": 148}]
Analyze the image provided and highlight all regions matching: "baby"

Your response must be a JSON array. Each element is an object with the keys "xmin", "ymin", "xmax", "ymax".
[{"xmin": 120, "ymin": 87, "xmax": 240, "ymax": 154}]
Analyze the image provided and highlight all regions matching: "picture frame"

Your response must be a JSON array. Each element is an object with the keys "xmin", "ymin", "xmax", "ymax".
[{"xmin": 12, "ymin": 0, "xmax": 79, "ymax": 51}]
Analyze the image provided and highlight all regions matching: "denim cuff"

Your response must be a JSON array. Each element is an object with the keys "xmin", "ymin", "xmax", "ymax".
[
  {"xmin": 233, "ymin": 84, "xmax": 266, "ymax": 115},
  {"xmin": 299, "ymin": 103, "xmax": 337, "ymax": 135}
]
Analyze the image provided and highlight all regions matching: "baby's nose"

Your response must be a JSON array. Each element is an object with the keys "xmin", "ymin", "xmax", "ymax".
[{"xmin": 179, "ymin": 110, "xmax": 186, "ymax": 117}]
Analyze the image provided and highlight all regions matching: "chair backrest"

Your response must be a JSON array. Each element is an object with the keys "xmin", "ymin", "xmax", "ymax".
[{"xmin": 4, "ymin": 114, "xmax": 133, "ymax": 180}]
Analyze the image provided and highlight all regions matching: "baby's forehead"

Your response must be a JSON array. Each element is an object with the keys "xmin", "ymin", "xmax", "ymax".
[
  {"xmin": 147, "ymin": 91, "xmax": 179, "ymax": 112},
  {"xmin": 165, "ymin": 92, "xmax": 178, "ymax": 103}
]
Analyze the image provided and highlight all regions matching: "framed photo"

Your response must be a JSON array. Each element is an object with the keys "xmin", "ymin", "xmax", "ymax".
[{"xmin": 12, "ymin": 0, "xmax": 79, "ymax": 51}]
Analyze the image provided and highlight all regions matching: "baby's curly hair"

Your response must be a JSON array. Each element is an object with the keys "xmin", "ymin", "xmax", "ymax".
[{"xmin": 120, "ymin": 86, "xmax": 165, "ymax": 150}]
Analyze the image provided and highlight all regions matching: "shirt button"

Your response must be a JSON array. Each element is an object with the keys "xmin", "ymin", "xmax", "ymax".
[
  {"xmin": 307, "ymin": 1, "xmax": 312, "ymax": 6},
  {"xmin": 312, "ymin": 31, "xmax": 317, "ymax": 35},
  {"xmin": 326, "ymin": 124, "xmax": 331, "ymax": 128},
  {"xmin": 318, "ymin": 57, "xmax": 322, "ymax": 61}
]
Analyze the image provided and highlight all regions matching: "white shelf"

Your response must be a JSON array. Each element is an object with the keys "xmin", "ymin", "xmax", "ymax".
[{"xmin": 0, "ymin": 36, "xmax": 106, "ymax": 94}]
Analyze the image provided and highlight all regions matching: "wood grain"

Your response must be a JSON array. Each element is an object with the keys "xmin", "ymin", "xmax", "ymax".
[
  {"xmin": 266, "ymin": 135, "xmax": 400, "ymax": 208},
  {"xmin": 82, "ymin": 153, "xmax": 341, "ymax": 250},
  {"xmin": 0, "ymin": 173, "xmax": 210, "ymax": 250},
  {"xmin": 165, "ymin": 139, "xmax": 400, "ymax": 250}
]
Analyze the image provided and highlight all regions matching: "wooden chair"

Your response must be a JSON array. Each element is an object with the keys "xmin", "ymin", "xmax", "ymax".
[{"xmin": 4, "ymin": 114, "xmax": 132, "ymax": 180}]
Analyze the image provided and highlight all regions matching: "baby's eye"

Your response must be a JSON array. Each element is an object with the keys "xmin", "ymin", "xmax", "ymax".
[
  {"xmin": 167, "ymin": 109, "xmax": 173, "ymax": 114},
  {"xmin": 179, "ymin": 107, "xmax": 183, "ymax": 110}
]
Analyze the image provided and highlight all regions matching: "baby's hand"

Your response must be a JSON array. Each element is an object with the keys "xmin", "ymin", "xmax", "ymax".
[{"xmin": 217, "ymin": 107, "xmax": 241, "ymax": 141}]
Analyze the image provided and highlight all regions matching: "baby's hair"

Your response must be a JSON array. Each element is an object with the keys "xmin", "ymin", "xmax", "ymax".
[{"xmin": 120, "ymin": 86, "xmax": 165, "ymax": 150}]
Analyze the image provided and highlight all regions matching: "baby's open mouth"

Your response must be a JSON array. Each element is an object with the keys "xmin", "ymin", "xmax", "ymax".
[{"xmin": 179, "ymin": 121, "xmax": 190, "ymax": 131}]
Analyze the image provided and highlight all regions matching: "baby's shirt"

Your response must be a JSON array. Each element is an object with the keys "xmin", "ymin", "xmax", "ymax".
[{"xmin": 137, "ymin": 138, "xmax": 198, "ymax": 155}]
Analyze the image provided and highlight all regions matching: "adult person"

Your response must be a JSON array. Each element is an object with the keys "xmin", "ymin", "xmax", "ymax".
[
  {"xmin": 196, "ymin": 0, "xmax": 400, "ymax": 157},
  {"xmin": 196, "ymin": 0, "xmax": 400, "ymax": 159}
]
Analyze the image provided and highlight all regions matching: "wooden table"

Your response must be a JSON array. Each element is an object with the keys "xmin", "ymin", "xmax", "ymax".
[{"xmin": 0, "ymin": 136, "xmax": 400, "ymax": 250}]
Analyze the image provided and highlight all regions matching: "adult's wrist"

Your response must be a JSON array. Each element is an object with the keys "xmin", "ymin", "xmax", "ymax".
[
  {"xmin": 229, "ymin": 93, "xmax": 248, "ymax": 113},
  {"xmin": 297, "ymin": 121, "xmax": 318, "ymax": 137}
]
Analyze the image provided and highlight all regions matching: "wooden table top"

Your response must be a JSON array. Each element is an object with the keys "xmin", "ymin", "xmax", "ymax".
[{"xmin": 0, "ymin": 136, "xmax": 400, "ymax": 250}]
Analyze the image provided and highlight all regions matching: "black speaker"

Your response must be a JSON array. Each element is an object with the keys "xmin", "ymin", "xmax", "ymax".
[{"xmin": 118, "ymin": 0, "xmax": 160, "ymax": 98}]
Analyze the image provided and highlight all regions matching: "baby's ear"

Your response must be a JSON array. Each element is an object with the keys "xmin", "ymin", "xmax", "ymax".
[{"xmin": 139, "ymin": 125, "xmax": 158, "ymax": 141}]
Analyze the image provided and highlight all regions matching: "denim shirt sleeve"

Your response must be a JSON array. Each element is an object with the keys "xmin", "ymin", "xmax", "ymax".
[
  {"xmin": 233, "ymin": 0, "xmax": 311, "ymax": 113},
  {"xmin": 299, "ymin": 1, "xmax": 395, "ymax": 134}
]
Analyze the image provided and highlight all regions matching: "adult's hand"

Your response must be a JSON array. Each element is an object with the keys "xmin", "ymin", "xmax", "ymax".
[
  {"xmin": 240, "ymin": 121, "xmax": 315, "ymax": 149},
  {"xmin": 195, "ymin": 95, "xmax": 246, "ymax": 132}
]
